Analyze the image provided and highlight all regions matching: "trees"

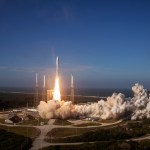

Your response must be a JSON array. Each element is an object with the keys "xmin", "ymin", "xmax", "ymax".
[{"xmin": 0, "ymin": 129, "xmax": 32, "ymax": 150}]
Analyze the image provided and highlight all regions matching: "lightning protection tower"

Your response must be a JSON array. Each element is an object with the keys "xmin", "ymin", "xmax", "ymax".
[
  {"xmin": 34, "ymin": 72, "xmax": 39, "ymax": 107},
  {"xmin": 70, "ymin": 74, "xmax": 74, "ymax": 104},
  {"xmin": 42, "ymin": 75, "xmax": 47, "ymax": 102}
]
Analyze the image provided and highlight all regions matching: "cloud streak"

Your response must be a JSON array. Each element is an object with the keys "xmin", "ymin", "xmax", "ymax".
[{"xmin": 0, "ymin": 66, "xmax": 51, "ymax": 74}]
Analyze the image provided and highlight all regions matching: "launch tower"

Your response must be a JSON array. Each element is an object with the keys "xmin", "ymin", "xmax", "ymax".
[
  {"xmin": 42, "ymin": 75, "xmax": 47, "ymax": 102},
  {"xmin": 34, "ymin": 73, "xmax": 39, "ymax": 107},
  {"xmin": 70, "ymin": 74, "xmax": 74, "ymax": 104}
]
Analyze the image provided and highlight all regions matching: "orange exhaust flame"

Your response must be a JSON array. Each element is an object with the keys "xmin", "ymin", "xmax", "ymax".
[{"xmin": 53, "ymin": 77, "xmax": 61, "ymax": 101}]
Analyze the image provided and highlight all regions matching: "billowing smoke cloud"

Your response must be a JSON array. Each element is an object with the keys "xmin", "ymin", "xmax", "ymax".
[
  {"xmin": 74, "ymin": 93, "xmax": 130, "ymax": 120},
  {"xmin": 38, "ymin": 83, "xmax": 150, "ymax": 120},
  {"xmin": 38, "ymin": 100, "xmax": 76, "ymax": 119},
  {"xmin": 131, "ymin": 83, "xmax": 150, "ymax": 120}
]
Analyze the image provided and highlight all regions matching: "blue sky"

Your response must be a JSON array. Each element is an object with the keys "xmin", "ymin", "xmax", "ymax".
[{"xmin": 0, "ymin": 0, "xmax": 150, "ymax": 89}]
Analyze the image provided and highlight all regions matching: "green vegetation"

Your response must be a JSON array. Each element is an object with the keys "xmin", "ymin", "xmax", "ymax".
[
  {"xmin": 54, "ymin": 119, "xmax": 72, "ymax": 126},
  {"xmin": 40, "ymin": 140, "xmax": 150, "ymax": 150},
  {"xmin": 62, "ymin": 95, "xmax": 100, "ymax": 104},
  {"xmin": 47, "ymin": 128, "xmax": 96, "ymax": 138},
  {"xmin": 46, "ymin": 120, "xmax": 150, "ymax": 143},
  {"xmin": 0, "ymin": 93, "xmax": 35, "ymax": 110},
  {"xmin": 19, "ymin": 119, "xmax": 39, "ymax": 126},
  {"xmin": 46, "ymin": 127, "xmax": 132, "ymax": 143},
  {"xmin": 0, "ymin": 92, "xmax": 99, "ymax": 110},
  {"xmin": 0, "ymin": 125, "xmax": 40, "ymax": 139},
  {"xmin": 0, "ymin": 129, "xmax": 32, "ymax": 150},
  {"xmin": 138, "ymin": 139, "xmax": 150, "ymax": 149},
  {"xmin": 143, "ymin": 118, "xmax": 150, "ymax": 124},
  {"xmin": 127, "ymin": 121, "xmax": 150, "ymax": 135},
  {"xmin": 0, "ymin": 118, "xmax": 5, "ymax": 124},
  {"xmin": 19, "ymin": 118, "xmax": 49, "ymax": 126},
  {"xmin": 74, "ymin": 122, "xmax": 101, "ymax": 127},
  {"xmin": 100, "ymin": 119, "xmax": 118, "ymax": 123}
]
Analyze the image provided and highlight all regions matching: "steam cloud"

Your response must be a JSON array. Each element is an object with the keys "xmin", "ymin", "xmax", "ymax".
[{"xmin": 38, "ymin": 83, "xmax": 150, "ymax": 120}]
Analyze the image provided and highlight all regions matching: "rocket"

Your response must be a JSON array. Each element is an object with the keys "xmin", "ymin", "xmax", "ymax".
[{"xmin": 56, "ymin": 56, "xmax": 59, "ymax": 78}]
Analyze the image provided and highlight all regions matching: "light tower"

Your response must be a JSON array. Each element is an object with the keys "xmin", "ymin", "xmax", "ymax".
[
  {"xmin": 34, "ymin": 72, "xmax": 38, "ymax": 107},
  {"xmin": 42, "ymin": 75, "xmax": 47, "ymax": 102},
  {"xmin": 70, "ymin": 74, "xmax": 74, "ymax": 104}
]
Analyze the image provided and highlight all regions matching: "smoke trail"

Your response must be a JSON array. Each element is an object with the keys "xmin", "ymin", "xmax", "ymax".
[{"xmin": 38, "ymin": 83, "xmax": 150, "ymax": 120}]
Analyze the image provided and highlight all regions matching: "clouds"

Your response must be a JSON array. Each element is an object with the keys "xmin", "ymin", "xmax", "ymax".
[
  {"xmin": 0, "ymin": 65, "xmax": 54, "ymax": 75},
  {"xmin": 0, "ymin": 66, "xmax": 34, "ymax": 73},
  {"xmin": 61, "ymin": 63, "xmax": 96, "ymax": 73}
]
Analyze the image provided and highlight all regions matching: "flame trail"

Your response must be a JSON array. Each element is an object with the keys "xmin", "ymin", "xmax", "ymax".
[{"xmin": 53, "ymin": 77, "xmax": 61, "ymax": 101}]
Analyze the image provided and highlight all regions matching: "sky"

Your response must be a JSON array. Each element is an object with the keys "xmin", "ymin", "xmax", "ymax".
[{"xmin": 0, "ymin": 0, "xmax": 150, "ymax": 89}]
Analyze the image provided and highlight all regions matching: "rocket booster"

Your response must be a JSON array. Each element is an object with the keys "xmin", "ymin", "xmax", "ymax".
[{"xmin": 56, "ymin": 56, "xmax": 59, "ymax": 78}]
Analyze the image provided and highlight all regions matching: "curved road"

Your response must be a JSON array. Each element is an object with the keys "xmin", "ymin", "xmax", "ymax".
[
  {"xmin": 1, "ymin": 120, "xmax": 149, "ymax": 150},
  {"xmin": 30, "ymin": 120, "xmax": 122, "ymax": 150}
]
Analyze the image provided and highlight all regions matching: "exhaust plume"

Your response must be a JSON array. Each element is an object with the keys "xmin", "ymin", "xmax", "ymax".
[
  {"xmin": 53, "ymin": 77, "xmax": 61, "ymax": 101},
  {"xmin": 38, "ymin": 83, "xmax": 150, "ymax": 120}
]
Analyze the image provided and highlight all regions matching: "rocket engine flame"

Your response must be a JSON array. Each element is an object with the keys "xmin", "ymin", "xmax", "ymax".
[{"xmin": 53, "ymin": 77, "xmax": 61, "ymax": 101}]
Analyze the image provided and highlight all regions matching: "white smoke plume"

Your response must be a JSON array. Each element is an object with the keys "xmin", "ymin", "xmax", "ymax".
[
  {"xmin": 38, "ymin": 100, "xmax": 76, "ymax": 119},
  {"xmin": 38, "ymin": 83, "xmax": 150, "ymax": 120},
  {"xmin": 131, "ymin": 83, "xmax": 150, "ymax": 120}
]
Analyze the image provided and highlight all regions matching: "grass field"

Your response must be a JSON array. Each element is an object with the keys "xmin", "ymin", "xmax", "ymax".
[
  {"xmin": 100, "ymin": 119, "xmax": 118, "ymax": 123},
  {"xmin": 19, "ymin": 118, "xmax": 49, "ymax": 126},
  {"xmin": 0, "ymin": 129, "xmax": 32, "ymax": 150},
  {"xmin": 40, "ymin": 140, "xmax": 150, "ymax": 150},
  {"xmin": 47, "ymin": 121, "xmax": 125, "ymax": 140},
  {"xmin": 74, "ymin": 122, "xmax": 101, "ymax": 127},
  {"xmin": 47, "ymin": 127, "xmax": 97, "ymax": 138},
  {"xmin": 0, "ymin": 117, "xmax": 49, "ymax": 126},
  {"xmin": 54, "ymin": 119, "xmax": 72, "ymax": 126},
  {"xmin": 0, "ymin": 119, "xmax": 5, "ymax": 124},
  {"xmin": 0, "ymin": 125, "xmax": 40, "ymax": 139}
]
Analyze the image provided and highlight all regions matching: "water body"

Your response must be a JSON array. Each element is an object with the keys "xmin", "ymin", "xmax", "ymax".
[
  {"xmin": 0, "ymin": 87, "xmax": 132, "ymax": 98},
  {"xmin": 77, "ymin": 88, "xmax": 132, "ymax": 97}
]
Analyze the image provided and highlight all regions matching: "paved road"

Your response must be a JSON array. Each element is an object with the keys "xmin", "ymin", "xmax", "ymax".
[
  {"xmin": 0, "ymin": 119, "xmax": 123, "ymax": 150},
  {"xmin": 1, "ymin": 119, "xmax": 150, "ymax": 150},
  {"xmin": 127, "ymin": 134, "xmax": 150, "ymax": 141},
  {"xmin": 30, "ymin": 125, "xmax": 55, "ymax": 150},
  {"xmin": 29, "ymin": 120, "xmax": 123, "ymax": 150}
]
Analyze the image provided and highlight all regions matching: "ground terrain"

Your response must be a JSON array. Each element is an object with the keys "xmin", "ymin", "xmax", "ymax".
[{"xmin": 0, "ymin": 116, "xmax": 150, "ymax": 150}]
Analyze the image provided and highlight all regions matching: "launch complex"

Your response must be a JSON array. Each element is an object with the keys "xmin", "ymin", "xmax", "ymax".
[
  {"xmin": 0, "ymin": 57, "xmax": 150, "ymax": 150},
  {"xmin": 34, "ymin": 56, "xmax": 74, "ymax": 107}
]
